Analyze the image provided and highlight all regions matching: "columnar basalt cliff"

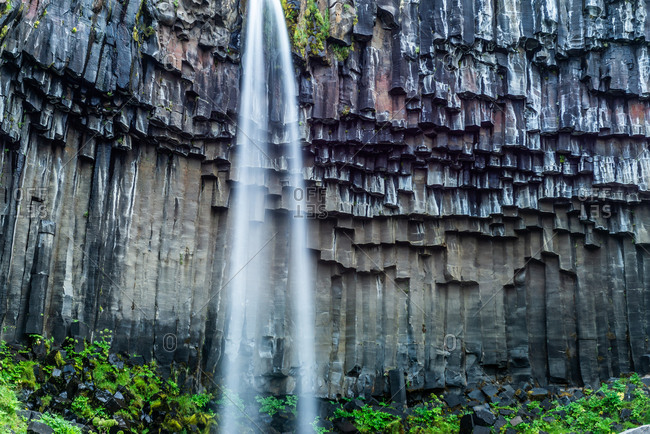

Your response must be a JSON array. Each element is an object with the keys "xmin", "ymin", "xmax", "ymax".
[{"xmin": 1, "ymin": 0, "xmax": 650, "ymax": 399}]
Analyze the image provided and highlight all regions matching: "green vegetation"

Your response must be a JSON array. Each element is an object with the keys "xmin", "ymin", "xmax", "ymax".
[
  {"xmin": 331, "ymin": 394, "xmax": 464, "ymax": 433},
  {"xmin": 330, "ymin": 42, "xmax": 351, "ymax": 61},
  {"xmin": 71, "ymin": 395, "xmax": 106, "ymax": 420},
  {"xmin": 502, "ymin": 375, "xmax": 650, "ymax": 433},
  {"xmin": 3, "ymin": 330, "xmax": 650, "ymax": 433},
  {"xmin": 132, "ymin": 0, "xmax": 155, "ymax": 45},
  {"xmin": 335, "ymin": 404, "xmax": 403, "ymax": 432},
  {"xmin": 281, "ymin": 0, "xmax": 358, "ymax": 62},
  {"xmin": 291, "ymin": 0, "xmax": 329, "ymax": 58},
  {"xmin": 0, "ymin": 383, "xmax": 27, "ymax": 432},
  {"xmin": 329, "ymin": 376, "xmax": 650, "ymax": 433},
  {"xmin": 311, "ymin": 416, "xmax": 328, "ymax": 434},
  {"xmin": 406, "ymin": 395, "xmax": 463, "ymax": 433},
  {"xmin": 40, "ymin": 412, "xmax": 83, "ymax": 434},
  {"xmin": 0, "ymin": 332, "xmax": 215, "ymax": 433},
  {"xmin": 281, "ymin": 0, "xmax": 299, "ymax": 41},
  {"xmin": 0, "ymin": 1, "xmax": 12, "ymax": 17},
  {"xmin": 256, "ymin": 394, "xmax": 297, "ymax": 417}
]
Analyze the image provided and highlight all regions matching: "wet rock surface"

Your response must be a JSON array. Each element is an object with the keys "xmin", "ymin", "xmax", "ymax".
[{"xmin": 0, "ymin": 0, "xmax": 649, "ymax": 399}]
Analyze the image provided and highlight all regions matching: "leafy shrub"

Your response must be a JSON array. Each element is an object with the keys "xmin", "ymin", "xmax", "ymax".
[
  {"xmin": 281, "ymin": 0, "xmax": 299, "ymax": 39},
  {"xmin": 0, "ymin": 332, "xmax": 215, "ymax": 433},
  {"xmin": 406, "ymin": 395, "xmax": 462, "ymax": 433},
  {"xmin": 292, "ymin": 0, "xmax": 329, "ymax": 57},
  {"xmin": 330, "ymin": 43, "xmax": 351, "ymax": 61},
  {"xmin": 40, "ymin": 412, "xmax": 82, "ymax": 434},
  {"xmin": 255, "ymin": 394, "xmax": 298, "ymax": 417},
  {"xmin": 71, "ymin": 395, "xmax": 108, "ymax": 420},
  {"xmin": 510, "ymin": 375, "xmax": 650, "ymax": 433},
  {"xmin": 0, "ymin": 383, "xmax": 26, "ymax": 432},
  {"xmin": 190, "ymin": 392, "xmax": 212, "ymax": 410},
  {"xmin": 334, "ymin": 404, "xmax": 401, "ymax": 433}
]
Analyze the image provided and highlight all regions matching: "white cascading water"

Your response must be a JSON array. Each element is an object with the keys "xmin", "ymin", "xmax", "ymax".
[{"xmin": 221, "ymin": 0, "xmax": 316, "ymax": 432}]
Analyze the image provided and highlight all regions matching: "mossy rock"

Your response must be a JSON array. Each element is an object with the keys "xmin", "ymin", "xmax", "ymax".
[
  {"xmin": 162, "ymin": 417, "xmax": 183, "ymax": 432},
  {"xmin": 185, "ymin": 412, "xmax": 212, "ymax": 426}
]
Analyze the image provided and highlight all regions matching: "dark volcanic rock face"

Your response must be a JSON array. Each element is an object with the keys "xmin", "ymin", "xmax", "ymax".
[{"xmin": 1, "ymin": 0, "xmax": 650, "ymax": 398}]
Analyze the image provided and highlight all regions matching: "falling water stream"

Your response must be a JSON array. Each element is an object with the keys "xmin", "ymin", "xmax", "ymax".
[{"xmin": 221, "ymin": 0, "xmax": 316, "ymax": 432}]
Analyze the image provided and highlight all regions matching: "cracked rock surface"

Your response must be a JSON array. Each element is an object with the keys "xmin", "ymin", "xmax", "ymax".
[{"xmin": 1, "ymin": 0, "xmax": 650, "ymax": 397}]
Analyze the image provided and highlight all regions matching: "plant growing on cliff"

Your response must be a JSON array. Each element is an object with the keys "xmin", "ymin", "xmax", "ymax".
[
  {"xmin": 292, "ymin": 0, "xmax": 330, "ymax": 58},
  {"xmin": 0, "ymin": 1, "xmax": 11, "ymax": 17},
  {"xmin": 132, "ymin": 0, "xmax": 155, "ymax": 46},
  {"xmin": 330, "ymin": 42, "xmax": 350, "ymax": 61},
  {"xmin": 281, "ymin": 0, "xmax": 299, "ymax": 40}
]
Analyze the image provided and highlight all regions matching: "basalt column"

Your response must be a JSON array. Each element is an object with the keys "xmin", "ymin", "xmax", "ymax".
[{"xmin": 0, "ymin": 0, "xmax": 649, "ymax": 397}]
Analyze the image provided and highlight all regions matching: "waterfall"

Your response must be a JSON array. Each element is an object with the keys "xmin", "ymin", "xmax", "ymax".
[{"xmin": 220, "ymin": 0, "xmax": 316, "ymax": 432}]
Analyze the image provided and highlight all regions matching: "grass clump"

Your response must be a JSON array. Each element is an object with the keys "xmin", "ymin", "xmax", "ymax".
[
  {"xmin": 40, "ymin": 412, "xmax": 82, "ymax": 434},
  {"xmin": 330, "ymin": 375, "xmax": 650, "ymax": 433},
  {"xmin": 334, "ymin": 404, "xmax": 402, "ymax": 433},
  {"xmin": 0, "ymin": 382, "xmax": 27, "ymax": 433},
  {"xmin": 281, "ymin": 0, "xmax": 299, "ymax": 40},
  {"xmin": 0, "ymin": 331, "xmax": 215, "ymax": 433},
  {"xmin": 406, "ymin": 395, "xmax": 462, "ymax": 433},
  {"xmin": 292, "ymin": 0, "xmax": 329, "ymax": 58},
  {"xmin": 499, "ymin": 374, "xmax": 650, "ymax": 433},
  {"xmin": 330, "ymin": 42, "xmax": 350, "ymax": 61}
]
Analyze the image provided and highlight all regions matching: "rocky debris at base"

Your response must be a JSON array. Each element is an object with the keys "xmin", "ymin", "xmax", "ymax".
[
  {"xmin": 1, "ymin": 337, "xmax": 214, "ymax": 433},
  {"xmin": 26, "ymin": 421, "xmax": 54, "ymax": 434},
  {"xmin": 323, "ymin": 374, "xmax": 650, "ymax": 433}
]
